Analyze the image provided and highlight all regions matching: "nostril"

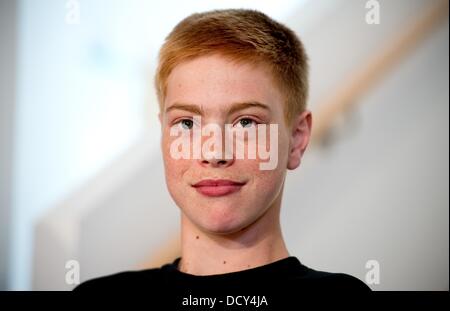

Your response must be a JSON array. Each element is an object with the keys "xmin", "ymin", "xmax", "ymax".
[{"xmin": 201, "ymin": 159, "xmax": 229, "ymax": 166}]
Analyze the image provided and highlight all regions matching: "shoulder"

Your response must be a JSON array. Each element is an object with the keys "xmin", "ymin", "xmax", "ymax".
[
  {"xmin": 73, "ymin": 268, "xmax": 164, "ymax": 292},
  {"xmin": 294, "ymin": 266, "xmax": 371, "ymax": 291}
]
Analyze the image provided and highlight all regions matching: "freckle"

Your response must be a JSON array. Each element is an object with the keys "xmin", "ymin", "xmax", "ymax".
[
  {"xmin": 196, "ymin": 235, "xmax": 199, "ymax": 239},
  {"xmin": 247, "ymin": 265, "xmax": 251, "ymax": 268},
  {"xmin": 223, "ymin": 261, "xmax": 226, "ymax": 264}
]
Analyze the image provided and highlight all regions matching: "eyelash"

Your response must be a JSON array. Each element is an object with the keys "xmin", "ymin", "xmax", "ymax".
[
  {"xmin": 236, "ymin": 117, "xmax": 259, "ymax": 128},
  {"xmin": 173, "ymin": 116, "xmax": 262, "ymax": 130}
]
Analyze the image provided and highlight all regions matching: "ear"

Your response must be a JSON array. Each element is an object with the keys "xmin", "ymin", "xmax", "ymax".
[{"xmin": 287, "ymin": 110, "xmax": 312, "ymax": 170}]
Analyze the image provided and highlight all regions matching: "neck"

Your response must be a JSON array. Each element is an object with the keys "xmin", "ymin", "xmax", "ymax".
[{"xmin": 178, "ymin": 194, "xmax": 289, "ymax": 275}]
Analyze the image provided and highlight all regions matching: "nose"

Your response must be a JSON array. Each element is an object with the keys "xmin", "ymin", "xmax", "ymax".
[
  {"xmin": 198, "ymin": 138, "xmax": 234, "ymax": 168},
  {"xmin": 196, "ymin": 121, "xmax": 235, "ymax": 168},
  {"xmin": 199, "ymin": 143, "xmax": 235, "ymax": 167},
  {"xmin": 200, "ymin": 157, "xmax": 233, "ymax": 168}
]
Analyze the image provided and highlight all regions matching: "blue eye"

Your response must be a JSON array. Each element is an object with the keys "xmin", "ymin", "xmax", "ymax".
[
  {"xmin": 180, "ymin": 119, "xmax": 193, "ymax": 129},
  {"xmin": 237, "ymin": 118, "xmax": 256, "ymax": 128}
]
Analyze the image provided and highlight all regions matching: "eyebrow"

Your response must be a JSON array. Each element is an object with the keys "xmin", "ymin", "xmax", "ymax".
[
  {"xmin": 228, "ymin": 101, "xmax": 271, "ymax": 115},
  {"xmin": 165, "ymin": 101, "xmax": 271, "ymax": 115},
  {"xmin": 165, "ymin": 103, "xmax": 203, "ymax": 115}
]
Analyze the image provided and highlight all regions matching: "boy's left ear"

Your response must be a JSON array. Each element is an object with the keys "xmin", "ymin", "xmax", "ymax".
[{"xmin": 287, "ymin": 110, "xmax": 312, "ymax": 170}]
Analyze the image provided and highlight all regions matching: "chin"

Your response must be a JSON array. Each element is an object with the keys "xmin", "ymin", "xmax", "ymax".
[
  {"xmin": 202, "ymin": 224, "xmax": 244, "ymax": 235},
  {"xmin": 184, "ymin": 209, "xmax": 237, "ymax": 235},
  {"xmin": 200, "ymin": 212, "xmax": 256, "ymax": 236},
  {"xmin": 201, "ymin": 217, "xmax": 238, "ymax": 235},
  {"xmin": 181, "ymin": 200, "xmax": 259, "ymax": 235}
]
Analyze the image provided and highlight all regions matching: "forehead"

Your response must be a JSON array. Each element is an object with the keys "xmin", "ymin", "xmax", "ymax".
[{"xmin": 164, "ymin": 55, "xmax": 283, "ymax": 113}]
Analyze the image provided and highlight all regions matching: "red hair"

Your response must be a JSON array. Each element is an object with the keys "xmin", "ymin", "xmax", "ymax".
[{"xmin": 155, "ymin": 9, "xmax": 309, "ymax": 124}]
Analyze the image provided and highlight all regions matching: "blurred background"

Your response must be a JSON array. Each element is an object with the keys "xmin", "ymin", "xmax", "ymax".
[{"xmin": 0, "ymin": 0, "xmax": 448, "ymax": 291}]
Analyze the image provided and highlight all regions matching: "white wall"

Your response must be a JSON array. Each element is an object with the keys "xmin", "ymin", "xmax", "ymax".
[
  {"xmin": 11, "ymin": 0, "xmax": 155, "ymax": 290},
  {"xmin": 0, "ymin": 0, "xmax": 17, "ymax": 291}
]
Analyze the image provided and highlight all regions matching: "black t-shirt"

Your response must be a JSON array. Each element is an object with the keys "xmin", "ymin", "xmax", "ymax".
[{"xmin": 75, "ymin": 256, "xmax": 370, "ymax": 308}]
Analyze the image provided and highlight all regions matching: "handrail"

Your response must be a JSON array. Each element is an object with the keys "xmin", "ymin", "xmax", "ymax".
[{"xmin": 311, "ymin": 0, "xmax": 449, "ymax": 143}]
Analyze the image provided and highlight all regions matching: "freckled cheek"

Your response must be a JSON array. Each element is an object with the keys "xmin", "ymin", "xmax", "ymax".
[
  {"xmin": 164, "ymin": 160, "xmax": 193, "ymax": 203},
  {"xmin": 257, "ymin": 168, "xmax": 284, "ymax": 187},
  {"xmin": 240, "ymin": 160, "xmax": 284, "ymax": 187},
  {"xmin": 162, "ymin": 136, "xmax": 190, "ymax": 184}
]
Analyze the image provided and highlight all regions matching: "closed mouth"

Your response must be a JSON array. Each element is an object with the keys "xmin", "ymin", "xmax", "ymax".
[{"xmin": 192, "ymin": 179, "xmax": 246, "ymax": 197}]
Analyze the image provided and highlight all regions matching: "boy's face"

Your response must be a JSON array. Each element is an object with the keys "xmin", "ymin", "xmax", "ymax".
[{"xmin": 160, "ymin": 54, "xmax": 308, "ymax": 235}]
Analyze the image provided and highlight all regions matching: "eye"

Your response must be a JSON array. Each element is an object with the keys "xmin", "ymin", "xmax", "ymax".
[
  {"xmin": 236, "ymin": 118, "xmax": 257, "ymax": 128},
  {"xmin": 178, "ymin": 119, "xmax": 194, "ymax": 130}
]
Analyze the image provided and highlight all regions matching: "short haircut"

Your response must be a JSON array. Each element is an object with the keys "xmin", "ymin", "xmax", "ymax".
[{"xmin": 155, "ymin": 9, "xmax": 309, "ymax": 125}]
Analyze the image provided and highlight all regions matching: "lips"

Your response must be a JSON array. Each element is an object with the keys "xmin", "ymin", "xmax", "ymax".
[{"xmin": 192, "ymin": 179, "xmax": 246, "ymax": 197}]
